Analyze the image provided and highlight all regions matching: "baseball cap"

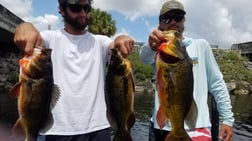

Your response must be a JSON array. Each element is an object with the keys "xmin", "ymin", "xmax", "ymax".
[
  {"xmin": 58, "ymin": 0, "xmax": 79, "ymax": 4},
  {"xmin": 160, "ymin": 0, "xmax": 186, "ymax": 16}
]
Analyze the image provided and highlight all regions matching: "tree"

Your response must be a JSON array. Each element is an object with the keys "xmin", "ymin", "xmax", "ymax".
[
  {"xmin": 88, "ymin": 8, "xmax": 116, "ymax": 37},
  {"xmin": 128, "ymin": 51, "xmax": 153, "ymax": 84}
]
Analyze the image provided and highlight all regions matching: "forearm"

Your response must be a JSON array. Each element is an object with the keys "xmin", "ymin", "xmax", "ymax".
[
  {"xmin": 207, "ymin": 54, "xmax": 234, "ymax": 126},
  {"xmin": 14, "ymin": 22, "xmax": 43, "ymax": 55},
  {"xmin": 217, "ymin": 92, "xmax": 234, "ymax": 127},
  {"xmin": 139, "ymin": 43, "xmax": 156, "ymax": 65},
  {"xmin": 208, "ymin": 71, "xmax": 234, "ymax": 127}
]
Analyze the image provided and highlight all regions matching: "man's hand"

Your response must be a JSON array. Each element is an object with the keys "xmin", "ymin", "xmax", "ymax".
[
  {"xmin": 112, "ymin": 35, "xmax": 134, "ymax": 58},
  {"xmin": 219, "ymin": 124, "xmax": 233, "ymax": 141},
  {"xmin": 148, "ymin": 29, "xmax": 165, "ymax": 51},
  {"xmin": 14, "ymin": 22, "xmax": 44, "ymax": 55}
]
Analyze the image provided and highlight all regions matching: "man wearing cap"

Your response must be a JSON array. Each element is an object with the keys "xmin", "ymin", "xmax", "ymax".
[
  {"xmin": 13, "ymin": 0, "xmax": 134, "ymax": 141},
  {"xmin": 139, "ymin": 0, "xmax": 234, "ymax": 141}
]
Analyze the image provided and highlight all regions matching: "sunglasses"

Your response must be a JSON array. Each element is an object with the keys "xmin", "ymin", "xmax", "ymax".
[
  {"xmin": 67, "ymin": 4, "xmax": 91, "ymax": 13},
  {"xmin": 159, "ymin": 15, "xmax": 184, "ymax": 24}
]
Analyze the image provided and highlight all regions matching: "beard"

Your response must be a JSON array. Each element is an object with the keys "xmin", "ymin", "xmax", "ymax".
[
  {"xmin": 158, "ymin": 23, "xmax": 184, "ymax": 33},
  {"xmin": 64, "ymin": 12, "xmax": 89, "ymax": 30}
]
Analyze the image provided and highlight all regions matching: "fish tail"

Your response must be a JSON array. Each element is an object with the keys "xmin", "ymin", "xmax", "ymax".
[
  {"xmin": 165, "ymin": 131, "xmax": 192, "ymax": 141},
  {"xmin": 127, "ymin": 112, "xmax": 135, "ymax": 129},
  {"xmin": 113, "ymin": 130, "xmax": 132, "ymax": 141},
  {"xmin": 185, "ymin": 99, "xmax": 198, "ymax": 129}
]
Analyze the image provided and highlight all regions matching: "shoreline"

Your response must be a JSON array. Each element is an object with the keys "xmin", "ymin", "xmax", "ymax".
[{"xmin": 135, "ymin": 85, "xmax": 154, "ymax": 93}]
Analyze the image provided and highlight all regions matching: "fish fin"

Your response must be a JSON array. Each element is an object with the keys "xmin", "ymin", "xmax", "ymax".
[
  {"xmin": 104, "ymin": 87, "xmax": 118, "ymax": 130},
  {"xmin": 40, "ymin": 84, "xmax": 60, "ymax": 133},
  {"xmin": 130, "ymin": 70, "xmax": 135, "ymax": 93},
  {"xmin": 26, "ymin": 80, "xmax": 34, "ymax": 103},
  {"xmin": 168, "ymin": 68, "xmax": 176, "ymax": 85},
  {"xmin": 156, "ymin": 67, "xmax": 164, "ymax": 89},
  {"xmin": 39, "ymin": 112, "xmax": 54, "ymax": 133},
  {"xmin": 113, "ymin": 130, "xmax": 132, "ymax": 141},
  {"xmin": 128, "ymin": 72, "xmax": 136, "ymax": 130},
  {"xmin": 9, "ymin": 82, "xmax": 21, "ymax": 97},
  {"xmin": 106, "ymin": 109, "xmax": 118, "ymax": 130},
  {"xmin": 50, "ymin": 84, "xmax": 61, "ymax": 110},
  {"xmin": 156, "ymin": 107, "xmax": 168, "ymax": 129},
  {"xmin": 11, "ymin": 119, "xmax": 25, "ymax": 140},
  {"xmin": 185, "ymin": 99, "xmax": 198, "ymax": 129},
  {"xmin": 156, "ymin": 69, "xmax": 169, "ymax": 129},
  {"xmin": 127, "ymin": 112, "xmax": 136, "ymax": 130}
]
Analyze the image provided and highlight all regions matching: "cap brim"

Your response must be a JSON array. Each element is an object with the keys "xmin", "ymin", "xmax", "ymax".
[{"xmin": 161, "ymin": 9, "xmax": 186, "ymax": 16}]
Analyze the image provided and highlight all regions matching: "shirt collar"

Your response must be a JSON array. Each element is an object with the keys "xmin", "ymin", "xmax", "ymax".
[{"xmin": 182, "ymin": 36, "xmax": 192, "ymax": 47}]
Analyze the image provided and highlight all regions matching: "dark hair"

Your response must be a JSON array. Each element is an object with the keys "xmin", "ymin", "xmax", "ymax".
[
  {"xmin": 58, "ymin": 0, "xmax": 93, "ymax": 14},
  {"xmin": 58, "ymin": 0, "xmax": 93, "ymax": 6}
]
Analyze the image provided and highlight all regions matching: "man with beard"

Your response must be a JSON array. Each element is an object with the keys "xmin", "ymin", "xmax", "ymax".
[
  {"xmin": 139, "ymin": 0, "xmax": 234, "ymax": 141},
  {"xmin": 13, "ymin": 0, "xmax": 134, "ymax": 141}
]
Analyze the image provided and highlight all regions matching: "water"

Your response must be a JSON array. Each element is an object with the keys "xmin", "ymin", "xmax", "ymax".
[
  {"xmin": 131, "ymin": 89, "xmax": 154, "ymax": 141},
  {"xmin": 231, "ymin": 95, "xmax": 252, "ymax": 141},
  {"xmin": 131, "ymin": 89, "xmax": 252, "ymax": 141},
  {"xmin": 1, "ymin": 89, "xmax": 252, "ymax": 141}
]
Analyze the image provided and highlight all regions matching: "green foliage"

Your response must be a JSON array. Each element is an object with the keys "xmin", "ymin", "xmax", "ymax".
[
  {"xmin": 213, "ymin": 49, "xmax": 252, "ymax": 85},
  {"xmin": 88, "ymin": 8, "xmax": 116, "ymax": 37},
  {"xmin": 129, "ymin": 48, "xmax": 252, "ymax": 88},
  {"xmin": 7, "ymin": 71, "xmax": 19, "ymax": 83},
  {"xmin": 128, "ymin": 51, "xmax": 153, "ymax": 84}
]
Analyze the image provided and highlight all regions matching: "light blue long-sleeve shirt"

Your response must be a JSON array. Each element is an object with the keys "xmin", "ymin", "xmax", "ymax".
[{"xmin": 139, "ymin": 37, "xmax": 234, "ymax": 130}]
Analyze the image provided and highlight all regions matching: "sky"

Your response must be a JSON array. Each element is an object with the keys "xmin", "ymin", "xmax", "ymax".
[{"xmin": 1, "ymin": 0, "xmax": 252, "ymax": 49}]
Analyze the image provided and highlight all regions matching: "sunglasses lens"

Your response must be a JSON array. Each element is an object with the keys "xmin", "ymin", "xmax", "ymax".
[
  {"xmin": 174, "ymin": 15, "xmax": 184, "ymax": 22},
  {"xmin": 68, "ymin": 4, "xmax": 91, "ymax": 13},
  {"xmin": 162, "ymin": 18, "xmax": 171, "ymax": 24},
  {"xmin": 83, "ymin": 4, "xmax": 91, "ymax": 13},
  {"xmin": 160, "ymin": 15, "xmax": 184, "ymax": 24}
]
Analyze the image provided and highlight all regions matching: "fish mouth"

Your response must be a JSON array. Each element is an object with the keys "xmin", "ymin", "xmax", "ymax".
[
  {"xmin": 159, "ymin": 50, "xmax": 181, "ymax": 64},
  {"xmin": 19, "ymin": 47, "xmax": 52, "ymax": 79}
]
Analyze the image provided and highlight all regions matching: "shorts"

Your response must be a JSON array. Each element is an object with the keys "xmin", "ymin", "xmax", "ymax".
[
  {"xmin": 149, "ymin": 121, "xmax": 212, "ymax": 141},
  {"xmin": 38, "ymin": 128, "xmax": 111, "ymax": 141}
]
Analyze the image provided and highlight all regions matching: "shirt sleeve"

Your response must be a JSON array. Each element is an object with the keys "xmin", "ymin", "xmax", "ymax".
[
  {"xmin": 204, "ymin": 41, "xmax": 235, "ymax": 127},
  {"xmin": 96, "ymin": 35, "xmax": 113, "ymax": 65},
  {"xmin": 139, "ymin": 42, "xmax": 156, "ymax": 65},
  {"xmin": 40, "ymin": 30, "xmax": 52, "ymax": 49}
]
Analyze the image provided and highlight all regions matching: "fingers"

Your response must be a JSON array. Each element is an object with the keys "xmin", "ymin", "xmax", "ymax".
[
  {"xmin": 219, "ymin": 124, "xmax": 233, "ymax": 141},
  {"xmin": 14, "ymin": 22, "xmax": 43, "ymax": 55},
  {"xmin": 148, "ymin": 29, "xmax": 165, "ymax": 51},
  {"xmin": 35, "ymin": 35, "xmax": 44, "ymax": 48},
  {"xmin": 24, "ymin": 34, "xmax": 44, "ymax": 55},
  {"xmin": 114, "ymin": 35, "xmax": 134, "ymax": 58}
]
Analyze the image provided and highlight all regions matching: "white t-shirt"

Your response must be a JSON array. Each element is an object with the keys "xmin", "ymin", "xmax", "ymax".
[{"xmin": 40, "ymin": 29, "xmax": 113, "ymax": 135}]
